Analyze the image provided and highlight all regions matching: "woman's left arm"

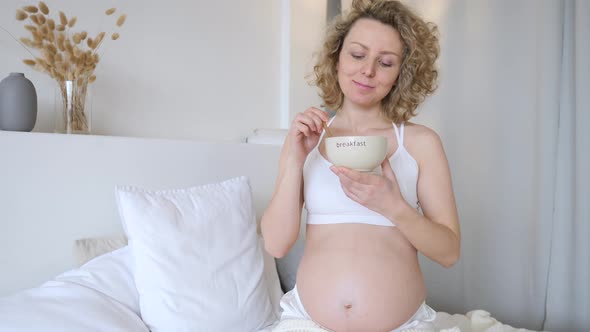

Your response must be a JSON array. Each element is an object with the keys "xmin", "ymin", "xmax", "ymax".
[
  {"xmin": 330, "ymin": 129, "xmax": 460, "ymax": 268},
  {"xmin": 392, "ymin": 129, "xmax": 460, "ymax": 267}
]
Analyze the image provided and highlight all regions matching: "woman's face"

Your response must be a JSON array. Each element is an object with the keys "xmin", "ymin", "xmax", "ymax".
[{"xmin": 337, "ymin": 18, "xmax": 404, "ymax": 109}]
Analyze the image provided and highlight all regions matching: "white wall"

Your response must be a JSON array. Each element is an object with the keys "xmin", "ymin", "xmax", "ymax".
[
  {"xmin": 0, "ymin": 0, "xmax": 282, "ymax": 142},
  {"xmin": 289, "ymin": 0, "xmax": 326, "ymax": 123}
]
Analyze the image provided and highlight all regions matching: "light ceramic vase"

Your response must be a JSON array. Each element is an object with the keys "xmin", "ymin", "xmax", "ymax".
[{"xmin": 0, "ymin": 72, "xmax": 38, "ymax": 132}]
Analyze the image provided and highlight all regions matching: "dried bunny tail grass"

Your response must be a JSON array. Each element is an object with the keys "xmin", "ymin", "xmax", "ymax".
[
  {"xmin": 37, "ymin": 63, "xmax": 51, "ymax": 73},
  {"xmin": 34, "ymin": 57, "xmax": 46, "ymax": 69},
  {"xmin": 39, "ymin": 61, "xmax": 51, "ymax": 73},
  {"xmin": 23, "ymin": 6, "xmax": 39, "ymax": 13},
  {"xmin": 45, "ymin": 43, "xmax": 57, "ymax": 55},
  {"xmin": 55, "ymin": 72, "xmax": 65, "ymax": 82},
  {"xmin": 38, "ymin": 2, "xmax": 49, "ymax": 15},
  {"xmin": 30, "ymin": 14, "xmax": 40, "ymax": 25},
  {"xmin": 94, "ymin": 32, "xmax": 106, "ymax": 47},
  {"xmin": 84, "ymin": 52, "xmax": 94, "ymax": 65},
  {"xmin": 59, "ymin": 11, "xmax": 67, "ymax": 25},
  {"xmin": 76, "ymin": 76, "xmax": 88, "ymax": 85},
  {"xmin": 16, "ymin": 10, "xmax": 28, "ymax": 21},
  {"xmin": 73, "ymin": 33, "xmax": 82, "ymax": 44},
  {"xmin": 73, "ymin": 68, "xmax": 81, "ymax": 79},
  {"xmin": 31, "ymin": 30, "xmax": 42, "ymax": 42},
  {"xmin": 78, "ymin": 52, "xmax": 87, "ymax": 65},
  {"xmin": 42, "ymin": 48, "xmax": 55, "ymax": 64},
  {"xmin": 36, "ymin": 14, "xmax": 46, "ymax": 25},
  {"xmin": 14, "ymin": 4, "xmax": 128, "ymax": 87},
  {"xmin": 47, "ymin": 30, "xmax": 55, "ymax": 42},
  {"xmin": 68, "ymin": 17, "xmax": 77, "ymax": 28},
  {"xmin": 47, "ymin": 18, "xmax": 55, "ymax": 30},
  {"xmin": 33, "ymin": 63, "xmax": 45, "ymax": 72},
  {"xmin": 19, "ymin": 37, "xmax": 35, "ymax": 48},
  {"xmin": 116, "ymin": 14, "xmax": 126, "ymax": 27},
  {"xmin": 73, "ymin": 46, "xmax": 82, "ymax": 57},
  {"xmin": 57, "ymin": 33, "xmax": 65, "ymax": 51},
  {"xmin": 64, "ymin": 39, "xmax": 74, "ymax": 54}
]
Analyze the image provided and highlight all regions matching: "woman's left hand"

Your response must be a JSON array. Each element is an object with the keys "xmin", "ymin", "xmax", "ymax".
[{"xmin": 330, "ymin": 158, "xmax": 408, "ymax": 217}]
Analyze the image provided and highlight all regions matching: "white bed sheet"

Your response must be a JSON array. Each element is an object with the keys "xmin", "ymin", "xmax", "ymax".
[
  {"xmin": 0, "ymin": 246, "xmax": 544, "ymax": 332},
  {"xmin": 0, "ymin": 245, "xmax": 281, "ymax": 332},
  {"xmin": 263, "ymin": 311, "xmax": 543, "ymax": 332},
  {"xmin": 433, "ymin": 311, "xmax": 545, "ymax": 332},
  {"xmin": 0, "ymin": 247, "xmax": 146, "ymax": 332}
]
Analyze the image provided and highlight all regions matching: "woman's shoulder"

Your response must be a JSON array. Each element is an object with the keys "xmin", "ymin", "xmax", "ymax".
[
  {"xmin": 404, "ymin": 122, "xmax": 445, "ymax": 157},
  {"xmin": 404, "ymin": 122, "xmax": 441, "ymax": 142}
]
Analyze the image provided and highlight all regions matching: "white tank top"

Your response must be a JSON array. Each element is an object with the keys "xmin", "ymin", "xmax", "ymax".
[{"xmin": 303, "ymin": 117, "xmax": 419, "ymax": 227}]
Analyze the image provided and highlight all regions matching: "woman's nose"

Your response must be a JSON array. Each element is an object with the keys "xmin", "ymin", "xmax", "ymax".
[{"xmin": 361, "ymin": 61, "xmax": 376, "ymax": 77}]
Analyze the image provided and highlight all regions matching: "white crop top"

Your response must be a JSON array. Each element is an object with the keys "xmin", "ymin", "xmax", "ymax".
[{"xmin": 303, "ymin": 117, "xmax": 419, "ymax": 227}]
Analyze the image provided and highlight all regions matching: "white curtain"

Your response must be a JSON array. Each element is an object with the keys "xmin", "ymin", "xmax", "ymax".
[
  {"xmin": 402, "ymin": 0, "xmax": 590, "ymax": 331},
  {"xmin": 541, "ymin": 1, "xmax": 590, "ymax": 331}
]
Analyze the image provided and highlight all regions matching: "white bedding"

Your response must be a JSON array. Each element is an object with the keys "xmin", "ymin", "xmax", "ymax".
[
  {"xmin": 0, "ymin": 245, "xmax": 281, "ymax": 332},
  {"xmin": 266, "ymin": 311, "xmax": 543, "ymax": 332},
  {"xmin": 0, "ymin": 247, "xmax": 543, "ymax": 332},
  {"xmin": 0, "ymin": 247, "xmax": 146, "ymax": 332}
]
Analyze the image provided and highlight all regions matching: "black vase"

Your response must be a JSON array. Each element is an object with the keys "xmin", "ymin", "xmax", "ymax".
[{"xmin": 0, "ymin": 72, "xmax": 38, "ymax": 131}]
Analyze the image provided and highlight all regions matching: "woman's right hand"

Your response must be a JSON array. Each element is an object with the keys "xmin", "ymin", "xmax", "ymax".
[{"xmin": 287, "ymin": 107, "xmax": 331, "ymax": 164}]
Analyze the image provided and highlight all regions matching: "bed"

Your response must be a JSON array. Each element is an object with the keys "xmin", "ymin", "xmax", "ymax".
[{"xmin": 0, "ymin": 131, "xmax": 545, "ymax": 331}]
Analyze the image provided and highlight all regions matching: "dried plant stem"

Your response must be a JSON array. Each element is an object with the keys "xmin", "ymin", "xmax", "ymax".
[
  {"xmin": 59, "ymin": 80, "xmax": 89, "ymax": 133},
  {"xmin": 0, "ymin": 25, "xmax": 36, "ymax": 59}
]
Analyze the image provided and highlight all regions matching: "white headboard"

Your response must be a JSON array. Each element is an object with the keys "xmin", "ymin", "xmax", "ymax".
[{"xmin": 0, "ymin": 131, "xmax": 281, "ymax": 296}]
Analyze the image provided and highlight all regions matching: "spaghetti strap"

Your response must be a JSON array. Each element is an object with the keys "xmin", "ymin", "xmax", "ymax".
[{"xmin": 392, "ymin": 122, "xmax": 405, "ymax": 148}]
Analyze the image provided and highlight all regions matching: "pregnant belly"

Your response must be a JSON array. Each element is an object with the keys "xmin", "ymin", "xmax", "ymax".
[{"xmin": 296, "ymin": 226, "xmax": 426, "ymax": 332}]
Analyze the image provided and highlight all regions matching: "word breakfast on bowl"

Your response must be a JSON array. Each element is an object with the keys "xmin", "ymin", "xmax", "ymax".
[{"xmin": 336, "ymin": 140, "xmax": 368, "ymax": 148}]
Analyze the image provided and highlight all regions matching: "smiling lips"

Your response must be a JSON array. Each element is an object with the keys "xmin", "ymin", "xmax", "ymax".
[{"xmin": 353, "ymin": 80, "xmax": 375, "ymax": 90}]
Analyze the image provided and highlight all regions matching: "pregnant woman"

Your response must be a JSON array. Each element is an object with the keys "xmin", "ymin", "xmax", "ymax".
[{"xmin": 261, "ymin": 1, "xmax": 460, "ymax": 331}]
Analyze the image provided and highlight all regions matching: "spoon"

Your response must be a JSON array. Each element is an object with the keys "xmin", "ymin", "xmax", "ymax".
[{"xmin": 322, "ymin": 121, "xmax": 333, "ymax": 138}]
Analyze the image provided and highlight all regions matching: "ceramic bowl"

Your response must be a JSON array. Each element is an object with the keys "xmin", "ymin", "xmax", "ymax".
[{"xmin": 324, "ymin": 136, "xmax": 387, "ymax": 172}]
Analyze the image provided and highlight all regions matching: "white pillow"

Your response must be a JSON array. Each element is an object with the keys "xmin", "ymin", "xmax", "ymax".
[
  {"xmin": 71, "ymin": 234, "xmax": 284, "ymax": 317},
  {"xmin": 72, "ymin": 235, "xmax": 284, "ymax": 318},
  {"xmin": 116, "ymin": 176, "xmax": 277, "ymax": 332}
]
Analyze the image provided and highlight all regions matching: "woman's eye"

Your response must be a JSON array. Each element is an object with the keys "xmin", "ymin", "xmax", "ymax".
[
  {"xmin": 379, "ymin": 61, "xmax": 393, "ymax": 67},
  {"xmin": 351, "ymin": 53, "xmax": 364, "ymax": 59}
]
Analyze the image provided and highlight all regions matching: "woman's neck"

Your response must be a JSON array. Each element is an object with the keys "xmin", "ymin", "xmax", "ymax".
[{"xmin": 336, "ymin": 102, "xmax": 390, "ymax": 134}]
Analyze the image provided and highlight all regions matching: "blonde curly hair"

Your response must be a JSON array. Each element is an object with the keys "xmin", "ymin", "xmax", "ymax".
[{"xmin": 313, "ymin": 0, "xmax": 440, "ymax": 123}]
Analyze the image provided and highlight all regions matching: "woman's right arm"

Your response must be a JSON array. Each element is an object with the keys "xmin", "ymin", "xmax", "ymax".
[{"xmin": 261, "ymin": 108, "xmax": 329, "ymax": 258}]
